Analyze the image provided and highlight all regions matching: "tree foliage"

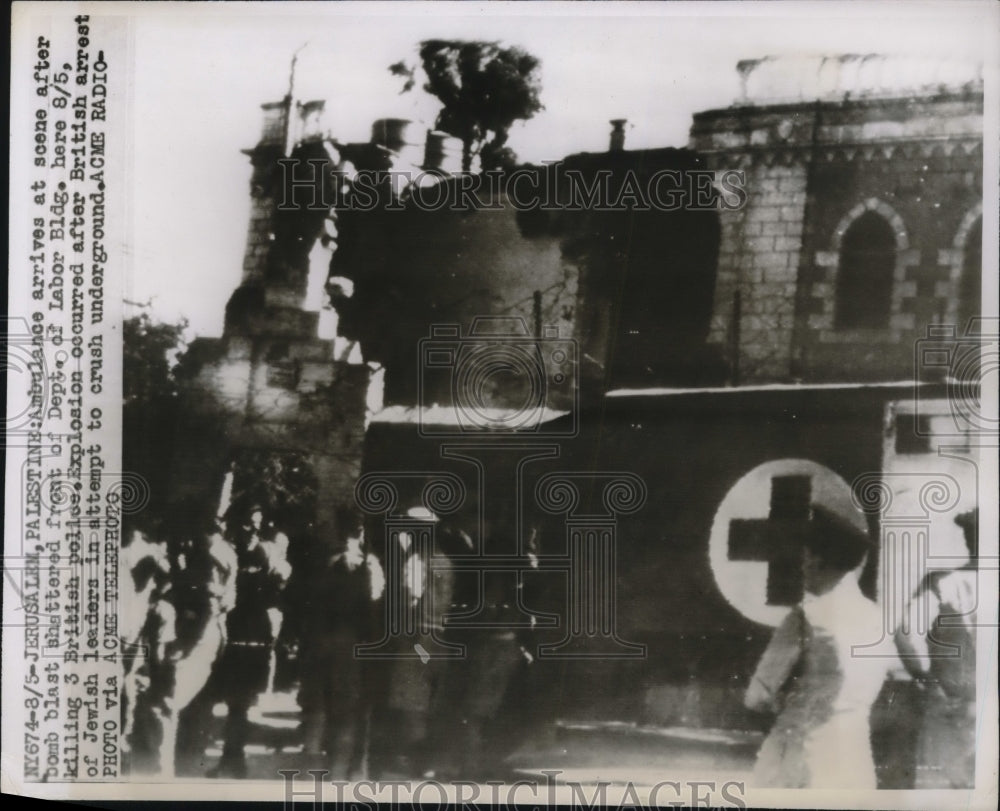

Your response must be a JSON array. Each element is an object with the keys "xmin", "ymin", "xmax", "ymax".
[
  {"xmin": 225, "ymin": 448, "xmax": 319, "ymax": 539},
  {"xmin": 122, "ymin": 313, "xmax": 320, "ymax": 544},
  {"xmin": 391, "ymin": 39, "xmax": 544, "ymax": 171},
  {"xmin": 123, "ymin": 312, "xmax": 188, "ymax": 535},
  {"xmin": 123, "ymin": 312, "xmax": 188, "ymax": 407}
]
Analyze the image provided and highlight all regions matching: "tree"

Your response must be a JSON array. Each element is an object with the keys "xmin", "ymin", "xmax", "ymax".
[
  {"xmin": 124, "ymin": 312, "xmax": 188, "ymax": 406},
  {"xmin": 224, "ymin": 448, "xmax": 318, "ymax": 541},
  {"xmin": 390, "ymin": 40, "xmax": 544, "ymax": 171},
  {"xmin": 123, "ymin": 311, "xmax": 188, "ymax": 535},
  {"xmin": 123, "ymin": 313, "xmax": 319, "ymax": 546}
]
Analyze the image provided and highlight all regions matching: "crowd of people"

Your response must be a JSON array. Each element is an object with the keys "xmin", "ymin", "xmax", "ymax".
[
  {"xmin": 121, "ymin": 497, "xmax": 979, "ymax": 788},
  {"xmin": 121, "ymin": 506, "xmax": 291, "ymax": 778},
  {"xmin": 121, "ymin": 505, "xmax": 538, "ymax": 781}
]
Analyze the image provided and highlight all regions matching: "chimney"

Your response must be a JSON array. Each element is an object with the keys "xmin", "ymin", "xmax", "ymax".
[
  {"xmin": 423, "ymin": 130, "xmax": 464, "ymax": 173},
  {"xmin": 298, "ymin": 100, "xmax": 326, "ymax": 143},
  {"xmin": 371, "ymin": 118, "xmax": 424, "ymax": 169},
  {"xmin": 257, "ymin": 101, "xmax": 289, "ymax": 148},
  {"xmin": 610, "ymin": 119, "xmax": 627, "ymax": 152}
]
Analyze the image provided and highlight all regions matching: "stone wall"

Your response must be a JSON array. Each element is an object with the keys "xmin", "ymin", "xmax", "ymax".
[
  {"xmin": 692, "ymin": 88, "xmax": 983, "ymax": 384},
  {"xmin": 330, "ymin": 182, "xmax": 577, "ymax": 409},
  {"xmin": 170, "ymin": 96, "xmax": 371, "ymax": 552}
]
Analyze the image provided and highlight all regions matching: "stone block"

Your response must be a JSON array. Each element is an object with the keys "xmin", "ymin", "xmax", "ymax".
[
  {"xmin": 754, "ymin": 185, "xmax": 788, "ymax": 203},
  {"xmin": 296, "ymin": 361, "xmax": 337, "ymax": 392},
  {"xmin": 777, "ymin": 176, "xmax": 807, "ymax": 193},
  {"xmin": 766, "ymin": 165, "xmax": 801, "ymax": 179},
  {"xmin": 248, "ymin": 307, "xmax": 320, "ymax": 339},
  {"xmin": 937, "ymin": 247, "xmax": 961, "ymax": 267},
  {"xmin": 754, "ymin": 206, "xmax": 781, "ymax": 222},
  {"xmin": 289, "ymin": 340, "xmax": 335, "ymax": 362},
  {"xmin": 815, "ymin": 250, "xmax": 838, "ymax": 268},
  {"xmin": 760, "ymin": 221, "xmax": 790, "ymax": 236},
  {"xmin": 747, "ymin": 235, "xmax": 775, "ymax": 252},
  {"xmin": 760, "ymin": 287, "xmax": 795, "ymax": 310},
  {"xmin": 264, "ymin": 286, "xmax": 308, "ymax": 309},
  {"xmin": 764, "ymin": 265, "xmax": 797, "ymax": 285},
  {"xmin": 756, "ymin": 250, "xmax": 787, "ymax": 269},
  {"xmin": 774, "ymin": 236, "xmax": 802, "ymax": 252}
]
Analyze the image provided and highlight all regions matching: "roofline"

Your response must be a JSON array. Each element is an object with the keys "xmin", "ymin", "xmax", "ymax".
[
  {"xmin": 367, "ymin": 404, "xmax": 571, "ymax": 427},
  {"xmin": 692, "ymin": 85, "xmax": 984, "ymax": 123},
  {"xmin": 605, "ymin": 380, "xmax": 937, "ymax": 398}
]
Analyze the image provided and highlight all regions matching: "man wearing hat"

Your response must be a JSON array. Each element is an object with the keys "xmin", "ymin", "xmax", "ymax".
[
  {"xmin": 895, "ymin": 507, "xmax": 978, "ymax": 788},
  {"xmin": 745, "ymin": 502, "xmax": 891, "ymax": 789},
  {"xmin": 370, "ymin": 505, "xmax": 455, "ymax": 777}
]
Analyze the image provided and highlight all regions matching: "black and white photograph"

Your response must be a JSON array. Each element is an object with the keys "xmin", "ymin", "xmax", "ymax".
[{"xmin": 4, "ymin": 2, "xmax": 998, "ymax": 807}]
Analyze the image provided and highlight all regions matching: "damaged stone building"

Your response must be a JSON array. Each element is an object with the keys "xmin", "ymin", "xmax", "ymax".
[{"xmin": 168, "ymin": 54, "xmax": 985, "ymax": 785}]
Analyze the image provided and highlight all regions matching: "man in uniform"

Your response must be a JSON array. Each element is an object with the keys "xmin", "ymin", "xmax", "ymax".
[{"xmin": 209, "ymin": 507, "xmax": 290, "ymax": 778}]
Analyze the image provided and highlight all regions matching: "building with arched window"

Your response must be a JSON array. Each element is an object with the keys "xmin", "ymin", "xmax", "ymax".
[
  {"xmin": 691, "ymin": 55, "xmax": 984, "ymax": 383},
  {"xmin": 833, "ymin": 207, "xmax": 899, "ymax": 330}
]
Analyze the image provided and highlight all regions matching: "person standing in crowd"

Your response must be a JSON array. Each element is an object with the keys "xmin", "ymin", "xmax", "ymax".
[
  {"xmin": 171, "ymin": 518, "xmax": 239, "ymax": 775},
  {"xmin": 370, "ymin": 506, "xmax": 454, "ymax": 777},
  {"xmin": 895, "ymin": 507, "xmax": 978, "ymax": 788},
  {"xmin": 426, "ymin": 514, "xmax": 537, "ymax": 781},
  {"xmin": 744, "ymin": 505, "xmax": 893, "ymax": 789},
  {"xmin": 121, "ymin": 527, "xmax": 175, "ymax": 773},
  {"xmin": 208, "ymin": 507, "xmax": 291, "ymax": 778},
  {"xmin": 298, "ymin": 525, "xmax": 385, "ymax": 779},
  {"xmin": 258, "ymin": 511, "xmax": 291, "ymax": 693}
]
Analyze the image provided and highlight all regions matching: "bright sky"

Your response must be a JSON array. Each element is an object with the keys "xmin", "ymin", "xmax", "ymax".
[{"xmin": 126, "ymin": 1, "xmax": 993, "ymax": 338}]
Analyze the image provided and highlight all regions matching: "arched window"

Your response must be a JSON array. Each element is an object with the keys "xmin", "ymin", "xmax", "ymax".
[
  {"xmin": 835, "ymin": 211, "xmax": 896, "ymax": 330},
  {"xmin": 957, "ymin": 217, "xmax": 982, "ymax": 329}
]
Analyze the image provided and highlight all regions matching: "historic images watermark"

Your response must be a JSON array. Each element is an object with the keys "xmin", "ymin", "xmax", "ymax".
[
  {"xmin": 279, "ymin": 769, "xmax": 748, "ymax": 809},
  {"xmin": 913, "ymin": 317, "xmax": 999, "ymax": 442},
  {"xmin": 418, "ymin": 317, "xmax": 577, "ymax": 438},
  {"xmin": 352, "ymin": 316, "xmax": 647, "ymax": 660},
  {"xmin": 276, "ymin": 158, "xmax": 748, "ymax": 213}
]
